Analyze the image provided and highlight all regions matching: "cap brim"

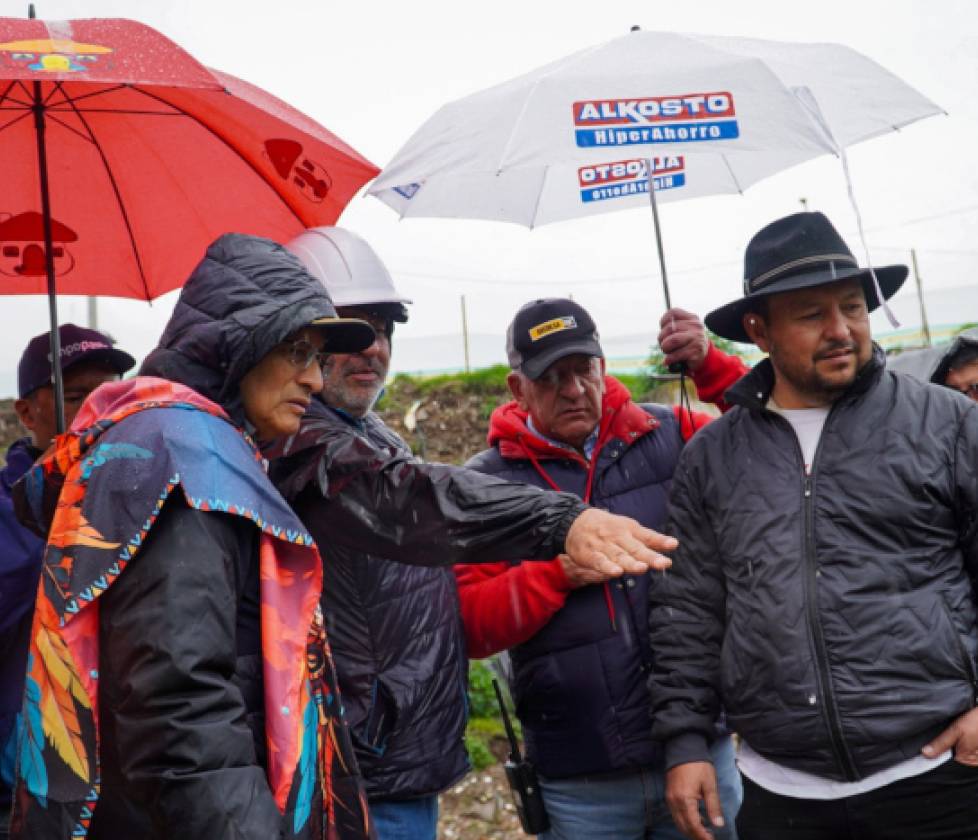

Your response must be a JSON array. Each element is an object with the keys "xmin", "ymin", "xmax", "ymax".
[
  {"xmin": 310, "ymin": 316, "xmax": 377, "ymax": 353},
  {"xmin": 704, "ymin": 265, "xmax": 909, "ymax": 344},
  {"xmin": 521, "ymin": 339, "xmax": 604, "ymax": 380}
]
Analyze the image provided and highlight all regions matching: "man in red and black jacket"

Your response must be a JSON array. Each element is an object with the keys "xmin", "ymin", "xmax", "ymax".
[{"xmin": 458, "ymin": 299, "xmax": 746, "ymax": 840}]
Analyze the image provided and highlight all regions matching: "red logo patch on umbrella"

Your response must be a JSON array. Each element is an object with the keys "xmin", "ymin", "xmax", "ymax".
[
  {"xmin": 573, "ymin": 92, "xmax": 739, "ymax": 147},
  {"xmin": 0, "ymin": 211, "xmax": 78, "ymax": 277},
  {"xmin": 264, "ymin": 139, "xmax": 333, "ymax": 203},
  {"xmin": 578, "ymin": 156, "xmax": 686, "ymax": 203},
  {"xmin": 0, "ymin": 38, "xmax": 112, "ymax": 73}
]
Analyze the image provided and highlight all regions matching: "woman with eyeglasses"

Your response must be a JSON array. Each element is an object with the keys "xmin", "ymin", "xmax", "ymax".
[{"xmin": 10, "ymin": 234, "xmax": 376, "ymax": 840}]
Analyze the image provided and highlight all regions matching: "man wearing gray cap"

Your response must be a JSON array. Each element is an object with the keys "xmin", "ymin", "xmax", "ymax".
[
  {"xmin": 457, "ymin": 297, "xmax": 748, "ymax": 840},
  {"xmin": 650, "ymin": 212, "xmax": 978, "ymax": 840}
]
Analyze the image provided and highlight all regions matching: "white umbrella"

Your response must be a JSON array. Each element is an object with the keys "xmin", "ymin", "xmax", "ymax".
[{"xmin": 369, "ymin": 29, "xmax": 942, "ymax": 309}]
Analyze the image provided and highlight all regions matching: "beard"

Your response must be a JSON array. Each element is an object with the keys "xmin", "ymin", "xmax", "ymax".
[
  {"xmin": 770, "ymin": 339, "xmax": 864, "ymax": 404},
  {"xmin": 321, "ymin": 355, "xmax": 387, "ymax": 416}
]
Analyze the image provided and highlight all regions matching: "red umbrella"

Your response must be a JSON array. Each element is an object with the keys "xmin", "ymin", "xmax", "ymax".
[{"xmin": 0, "ymin": 13, "xmax": 378, "ymax": 428}]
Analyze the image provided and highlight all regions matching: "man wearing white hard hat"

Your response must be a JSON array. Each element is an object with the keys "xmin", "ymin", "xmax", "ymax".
[{"xmin": 271, "ymin": 227, "xmax": 678, "ymax": 839}]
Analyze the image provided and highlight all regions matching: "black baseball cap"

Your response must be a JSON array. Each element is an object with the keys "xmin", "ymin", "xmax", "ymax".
[
  {"xmin": 506, "ymin": 298, "xmax": 603, "ymax": 380},
  {"xmin": 18, "ymin": 324, "xmax": 136, "ymax": 398}
]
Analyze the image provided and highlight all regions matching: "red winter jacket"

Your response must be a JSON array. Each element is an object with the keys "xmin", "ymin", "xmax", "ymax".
[{"xmin": 455, "ymin": 345, "xmax": 748, "ymax": 658}]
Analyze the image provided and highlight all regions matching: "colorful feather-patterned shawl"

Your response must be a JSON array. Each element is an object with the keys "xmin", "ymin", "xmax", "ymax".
[{"xmin": 11, "ymin": 377, "xmax": 371, "ymax": 839}]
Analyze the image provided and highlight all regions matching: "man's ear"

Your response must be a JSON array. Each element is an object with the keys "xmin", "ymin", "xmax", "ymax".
[
  {"xmin": 743, "ymin": 312, "xmax": 771, "ymax": 354},
  {"xmin": 507, "ymin": 371, "xmax": 530, "ymax": 411},
  {"xmin": 14, "ymin": 397, "xmax": 35, "ymax": 432}
]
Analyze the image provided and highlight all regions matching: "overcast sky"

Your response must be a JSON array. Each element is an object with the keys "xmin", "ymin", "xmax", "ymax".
[{"xmin": 1, "ymin": 0, "xmax": 976, "ymax": 395}]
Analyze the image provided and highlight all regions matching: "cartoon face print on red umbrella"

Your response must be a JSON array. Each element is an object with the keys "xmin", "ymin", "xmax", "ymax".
[
  {"xmin": 0, "ymin": 38, "xmax": 113, "ymax": 73},
  {"xmin": 0, "ymin": 212, "xmax": 78, "ymax": 279},
  {"xmin": 264, "ymin": 139, "xmax": 333, "ymax": 203}
]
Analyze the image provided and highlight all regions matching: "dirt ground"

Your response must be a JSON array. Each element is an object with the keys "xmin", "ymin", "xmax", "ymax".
[
  {"xmin": 376, "ymin": 383, "xmax": 497, "ymax": 465},
  {"xmin": 438, "ymin": 763, "xmax": 528, "ymax": 840}
]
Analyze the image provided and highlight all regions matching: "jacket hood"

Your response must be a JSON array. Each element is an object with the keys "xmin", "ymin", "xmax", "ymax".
[
  {"xmin": 487, "ymin": 375, "xmax": 658, "ymax": 462},
  {"xmin": 933, "ymin": 331, "xmax": 978, "ymax": 384},
  {"xmin": 140, "ymin": 233, "xmax": 341, "ymax": 426},
  {"xmin": 887, "ymin": 328, "xmax": 978, "ymax": 385}
]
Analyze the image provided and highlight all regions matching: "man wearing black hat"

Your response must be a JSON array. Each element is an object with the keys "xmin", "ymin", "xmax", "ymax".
[
  {"xmin": 649, "ymin": 212, "xmax": 978, "ymax": 840},
  {"xmin": 458, "ymin": 299, "xmax": 749, "ymax": 839},
  {"xmin": 0, "ymin": 324, "xmax": 134, "ymax": 835}
]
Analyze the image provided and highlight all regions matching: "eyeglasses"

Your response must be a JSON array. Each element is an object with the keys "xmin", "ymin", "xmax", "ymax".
[{"xmin": 280, "ymin": 338, "xmax": 329, "ymax": 371}]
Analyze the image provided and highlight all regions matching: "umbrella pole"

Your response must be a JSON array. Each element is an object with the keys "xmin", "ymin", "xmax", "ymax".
[
  {"xmin": 647, "ymin": 158, "xmax": 688, "ymax": 381},
  {"xmin": 32, "ymin": 79, "xmax": 66, "ymax": 434},
  {"xmin": 646, "ymin": 158, "xmax": 672, "ymax": 308}
]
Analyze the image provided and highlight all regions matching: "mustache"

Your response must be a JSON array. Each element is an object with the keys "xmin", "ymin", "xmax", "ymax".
[
  {"xmin": 814, "ymin": 340, "xmax": 858, "ymax": 361},
  {"xmin": 328, "ymin": 356, "xmax": 385, "ymax": 377}
]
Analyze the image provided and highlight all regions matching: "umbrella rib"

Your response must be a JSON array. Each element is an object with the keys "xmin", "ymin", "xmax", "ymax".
[
  {"xmin": 0, "ymin": 79, "xmax": 31, "ymax": 108},
  {"xmin": 45, "ymin": 112, "xmax": 97, "ymax": 144},
  {"xmin": 42, "ymin": 81, "xmax": 69, "ymax": 106},
  {"xmin": 0, "ymin": 110, "xmax": 31, "ymax": 137},
  {"xmin": 0, "ymin": 80, "xmax": 33, "ymax": 108},
  {"xmin": 57, "ymin": 82, "xmax": 154, "ymax": 301},
  {"xmin": 493, "ymin": 39, "xmax": 607, "ymax": 173},
  {"xmin": 127, "ymin": 84, "xmax": 306, "ymax": 226},
  {"xmin": 528, "ymin": 165, "xmax": 549, "ymax": 229},
  {"xmin": 51, "ymin": 83, "xmax": 137, "ymax": 109},
  {"xmin": 13, "ymin": 79, "xmax": 32, "ymax": 101},
  {"xmin": 720, "ymin": 155, "xmax": 745, "ymax": 194},
  {"xmin": 47, "ymin": 107, "xmax": 188, "ymax": 116}
]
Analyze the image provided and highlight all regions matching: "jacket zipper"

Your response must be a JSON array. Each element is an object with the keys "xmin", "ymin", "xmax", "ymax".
[
  {"xmin": 520, "ymin": 435, "xmax": 619, "ymax": 633},
  {"xmin": 770, "ymin": 408, "xmax": 860, "ymax": 781}
]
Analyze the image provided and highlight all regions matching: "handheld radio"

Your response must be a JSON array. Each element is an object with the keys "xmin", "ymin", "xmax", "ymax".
[{"xmin": 492, "ymin": 678, "xmax": 550, "ymax": 835}]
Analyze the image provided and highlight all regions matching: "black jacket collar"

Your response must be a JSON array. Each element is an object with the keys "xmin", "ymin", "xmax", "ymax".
[{"xmin": 727, "ymin": 343, "xmax": 887, "ymax": 412}]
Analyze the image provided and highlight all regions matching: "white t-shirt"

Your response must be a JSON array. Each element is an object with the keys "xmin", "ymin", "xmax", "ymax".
[
  {"xmin": 737, "ymin": 400, "xmax": 952, "ymax": 799},
  {"xmin": 770, "ymin": 402, "xmax": 829, "ymax": 474}
]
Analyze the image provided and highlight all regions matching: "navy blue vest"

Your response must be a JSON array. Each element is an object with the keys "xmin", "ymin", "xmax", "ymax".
[{"xmin": 466, "ymin": 404, "xmax": 682, "ymax": 779}]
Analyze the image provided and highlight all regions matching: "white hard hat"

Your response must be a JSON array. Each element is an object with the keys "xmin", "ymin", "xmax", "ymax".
[{"xmin": 286, "ymin": 227, "xmax": 412, "ymax": 316}]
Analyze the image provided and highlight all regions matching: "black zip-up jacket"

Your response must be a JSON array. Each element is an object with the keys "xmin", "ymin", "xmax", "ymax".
[
  {"xmin": 269, "ymin": 399, "xmax": 587, "ymax": 799},
  {"xmin": 649, "ymin": 346, "xmax": 978, "ymax": 782}
]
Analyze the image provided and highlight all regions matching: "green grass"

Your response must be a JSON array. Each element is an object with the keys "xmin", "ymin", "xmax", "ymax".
[{"xmin": 465, "ymin": 660, "xmax": 521, "ymax": 770}]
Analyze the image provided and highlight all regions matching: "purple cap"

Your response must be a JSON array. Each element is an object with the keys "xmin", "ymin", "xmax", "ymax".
[{"xmin": 17, "ymin": 324, "xmax": 136, "ymax": 398}]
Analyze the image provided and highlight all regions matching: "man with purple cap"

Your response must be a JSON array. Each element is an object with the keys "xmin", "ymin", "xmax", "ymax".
[
  {"xmin": 0, "ymin": 325, "xmax": 134, "ymax": 833},
  {"xmin": 649, "ymin": 212, "xmax": 978, "ymax": 839}
]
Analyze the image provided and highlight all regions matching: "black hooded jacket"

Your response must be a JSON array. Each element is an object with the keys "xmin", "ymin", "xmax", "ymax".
[
  {"xmin": 79, "ymin": 234, "xmax": 355, "ymax": 840},
  {"xmin": 649, "ymin": 347, "xmax": 978, "ymax": 782},
  {"xmin": 269, "ymin": 398, "xmax": 587, "ymax": 801},
  {"xmin": 141, "ymin": 234, "xmax": 342, "ymax": 424}
]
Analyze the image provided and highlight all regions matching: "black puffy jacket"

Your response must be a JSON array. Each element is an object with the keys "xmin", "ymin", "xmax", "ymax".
[
  {"xmin": 77, "ymin": 234, "xmax": 360, "ymax": 839},
  {"xmin": 269, "ymin": 398, "xmax": 587, "ymax": 800},
  {"xmin": 649, "ymin": 347, "xmax": 978, "ymax": 782}
]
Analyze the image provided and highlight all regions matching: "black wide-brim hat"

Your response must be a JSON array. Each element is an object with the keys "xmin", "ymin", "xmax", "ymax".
[{"xmin": 705, "ymin": 212, "xmax": 908, "ymax": 344}]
